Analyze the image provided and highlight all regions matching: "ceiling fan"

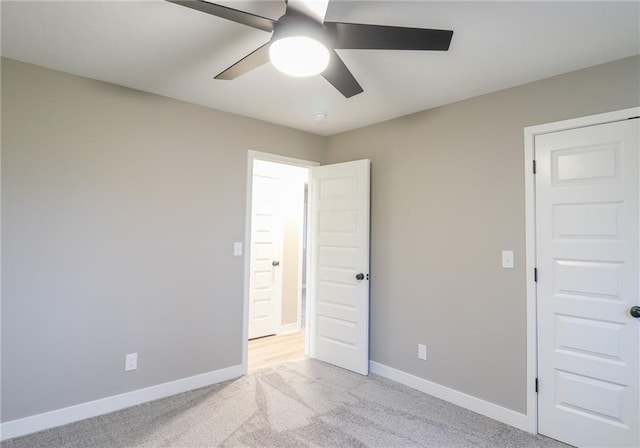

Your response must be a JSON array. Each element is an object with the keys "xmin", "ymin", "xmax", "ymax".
[{"xmin": 167, "ymin": 0, "xmax": 454, "ymax": 98}]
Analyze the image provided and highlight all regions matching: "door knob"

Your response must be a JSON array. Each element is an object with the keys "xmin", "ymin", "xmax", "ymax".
[
  {"xmin": 355, "ymin": 273, "xmax": 365, "ymax": 281},
  {"xmin": 630, "ymin": 306, "xmax": 640, "ymax": 318},
  {"xmin": 272, "ymin": 261, "xmax": 280, "ymax": 267}
]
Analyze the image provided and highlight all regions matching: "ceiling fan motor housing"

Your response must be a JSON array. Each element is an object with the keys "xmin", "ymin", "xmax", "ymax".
[{"xmin": 270, "ymin": 10, "xmax": 332, "ymax": 48}]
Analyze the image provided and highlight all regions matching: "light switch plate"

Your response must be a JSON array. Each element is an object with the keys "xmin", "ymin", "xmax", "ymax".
[
  {"xmin": 502, "ymin": 250, "xmax": 514, "ymax": 269},
  {"xmin": 233, "ymin": 242, "xmax": 243, "ymax": 256}
]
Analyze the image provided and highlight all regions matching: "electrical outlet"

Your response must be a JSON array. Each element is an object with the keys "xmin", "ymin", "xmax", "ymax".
[
  {"xmin": 418, "ymin": 344, "xmax": 427, "ymax": 361},
  {"xmin": 125, "ymin": 353, "xmax": 138, "ymax": 372}
]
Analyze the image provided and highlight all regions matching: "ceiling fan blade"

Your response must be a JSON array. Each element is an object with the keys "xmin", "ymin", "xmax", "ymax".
[
  {"xmin": 215, "ymin": 42, "xmax": 271, "ymax": 80},
  {"xmin": 285, "ymin": 0, "xmax": 329, "ymax": 23},
  {"xmin": 322, "ymin": 50, "xmax": 363, "ymax": 98},
  {"xmin": 166, "ymin": 0, "xmax": 275, "ymax": 33},
  {"xmin": 325, "ymin": 22, "xmax": 453, "ymax": 51}
]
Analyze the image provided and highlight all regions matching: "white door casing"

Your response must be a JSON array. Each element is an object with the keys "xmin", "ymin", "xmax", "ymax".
[
  {"xmin": 242, "ymin": 151, "xmax": 319, "ymax": 374},
  {"xmin": 248, "ymin": 164, "xmax": 283, "ymax": 339},
  {"xmin": 535, "ymin": 118, "xmax": 639, "ymax": 447},
  {"xmin": 308, "ymin": 159, "xmax": 370, "ymax": 375}
]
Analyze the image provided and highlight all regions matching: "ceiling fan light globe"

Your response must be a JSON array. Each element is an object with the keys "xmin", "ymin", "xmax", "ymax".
[{"xmin": 269, "ymin": 36, "xmax": 330, "ymax": 77}]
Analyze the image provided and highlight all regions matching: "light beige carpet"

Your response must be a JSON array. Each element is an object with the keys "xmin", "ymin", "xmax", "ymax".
[{"xmin": 2, "ymin": 359, "xmax": 570, "ymax": 447}]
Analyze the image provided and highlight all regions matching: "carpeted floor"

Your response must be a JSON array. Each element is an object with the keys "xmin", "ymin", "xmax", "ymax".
[{"xmin": 2, "ymin": 359, "xmax": 570, "ymax": 447}]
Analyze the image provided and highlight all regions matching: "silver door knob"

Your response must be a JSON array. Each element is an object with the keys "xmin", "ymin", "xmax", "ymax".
[
  {"xmin": 272, "ymin": 260, "xmax": 280, "ymax": 267},
  {"xmin": 355, "ymin": 273, "xmax": 365, "ymax": 281},
  {"xmin": 630, "ymin": 306, "xmax": 640, "ymax": 318}
]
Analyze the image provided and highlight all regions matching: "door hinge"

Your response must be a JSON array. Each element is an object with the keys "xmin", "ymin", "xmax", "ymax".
[
  {"xmin": 534, "ymin": 268, "xmax": 538, "ymax": 282},
  {"xmin": 533, "ymin": 160, "xmax": 537, "ymax": 174},
  {"xmin": 535, "ymin": 378, "xmax": 539, "ymax": 393}
]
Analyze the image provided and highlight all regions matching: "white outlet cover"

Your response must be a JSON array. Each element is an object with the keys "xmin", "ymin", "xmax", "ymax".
[
  {"xmin": 233, "ymin": 242, "xmax": 243, "ymax": 256},
  {"xmin": 125, "ymin": 353, "xmax": 138, "ymax": 372},
  {"xmin": 418, "ymin": 344, "xmax": 427, "ymax": 360}
]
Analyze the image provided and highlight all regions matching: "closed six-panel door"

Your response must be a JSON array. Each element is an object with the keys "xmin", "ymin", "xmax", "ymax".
[{"xmin": 536, "ymin": 119, "xmax": 639, "ymax": 447}]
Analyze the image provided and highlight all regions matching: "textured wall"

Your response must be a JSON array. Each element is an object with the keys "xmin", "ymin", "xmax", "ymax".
[{"xmin": 325, "ymin": 55, "xmax": 640, "ymax": 413}]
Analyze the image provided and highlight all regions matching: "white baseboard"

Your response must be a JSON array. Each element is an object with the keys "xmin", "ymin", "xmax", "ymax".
[
  {"xmin": 1, "ymin": 361, "xmax": 534, "ymax": 441},
  {"xmin": 278, "ymin": 322, "xmax": 300, "ymax": 335},
  {"xmin": 0, "ymin": 364, "xmax": 243, "ymax": 442},
  {"xmin": 369, "ymin": 361, "xmax": 535, "ymax": 433}
]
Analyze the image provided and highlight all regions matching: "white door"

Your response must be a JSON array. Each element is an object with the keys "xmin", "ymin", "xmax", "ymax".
[
  {"xmin": 248, "ymin": 165, "xmax": 283, "ymax": 339},
  {"xmin": 536, "ymin": 118, "xmax": 639, "ymax": 447},
  {"xmin": 308, "ymin": 159, "xmax": 370, "ymax": 375}
]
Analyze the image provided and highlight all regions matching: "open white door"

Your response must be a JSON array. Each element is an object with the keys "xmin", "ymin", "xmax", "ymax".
[
  {"xmin": 536, "ymin": 118, "xmax": 639, "ymax": 447},
  {"xmin": 308, "ymin": 159, "xmax": 370, "ymax": 375}
]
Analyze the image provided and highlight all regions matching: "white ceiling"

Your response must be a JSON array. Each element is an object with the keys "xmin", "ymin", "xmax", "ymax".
[{"xmin": 2, "ymin": 1, "xmax": 639, "ymax": 136}]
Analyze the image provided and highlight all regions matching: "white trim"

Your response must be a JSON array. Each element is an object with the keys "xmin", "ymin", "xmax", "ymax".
[
  {"xmin": 523, "ymin": 106, "xmax": 640, "ymax": 438},
  {"xmin": 243, "ymin": 151, "xmax": 319, "ymax": 375},
  {"xmin": 0, "ymin": 364, "xmax": 243, "ymax": 441},
  {"xmin": 292, "ymin": 177, "xmax": 306, "ymax": 338},
  {"xmin": 305, "ymin": 170, "xmax": 316, "ymax": 359},
  {"xmin": 525, "ymin": 107, "xmax": 639, "ymax": 137},
  {"xmin": 370, "ymin": 361, "xmax": 531, "ymax": 433},
  {"xmin": 278, "ymin": 322, "xmax": 300, "ymax": 335},
  {"xmin": 304, "ymin": 182, "xmax": 313, "ymax": 357},
  {"xmin": 523, "ymin": 121, "xmax": 540, "ymax": 435}
]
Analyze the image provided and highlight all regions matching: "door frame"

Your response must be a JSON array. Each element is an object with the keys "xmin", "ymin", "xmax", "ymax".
[
  {"xmin": 242, "ymin": 150, "xmax": 320, "ymax": 375},
  {"xmin": 523, "ymin": 107, "xmax": 640, "ymax": 435}
]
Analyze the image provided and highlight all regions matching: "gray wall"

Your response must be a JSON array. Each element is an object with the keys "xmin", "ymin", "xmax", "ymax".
[
  {"xmin": 325, "ymin": 55, "xmax": 640, "ymax": 413},
  {"xmin": 280, "ymin": 176, "xmax": 305, "ymax": 327},
  {"xmin": 3, "ymin": 54, "xmax": 639, "ymax": 424},
  {"xmin": 1, "ymin": 58, "xmax": 325, "ymax": 422}
]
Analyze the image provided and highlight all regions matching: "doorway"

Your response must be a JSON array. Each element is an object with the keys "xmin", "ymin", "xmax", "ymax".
[
  {"xmin": 243, "ymin": 151, "xmax": 318, "ymax": 373},
  {"xmin": 242, "ymin": 152, "xmax": 372, "ymax": 376}
]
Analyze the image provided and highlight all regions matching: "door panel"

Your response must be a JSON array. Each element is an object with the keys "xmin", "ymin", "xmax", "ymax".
[
  {"xmin": 248, "ymin": 171, "xmax": 282, "ymax": 339},
  {"xmin": 536, "ymin": 119, "xmax": 639, "ymax": 447},
  {"xmin": 309, "ymin": 159, "xmax": 370, "ymax": 375}
]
